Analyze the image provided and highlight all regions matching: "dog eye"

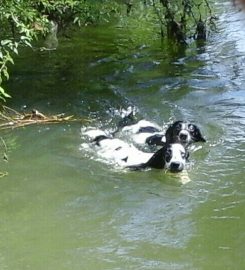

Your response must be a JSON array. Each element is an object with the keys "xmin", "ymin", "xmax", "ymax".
[
  {"xmin": 188, "ymin": 124, "xmax": 195, "ymax": 131},
  {"xmin": 181, "ymin": 152, "xmax": 186, "ymax": 158}
]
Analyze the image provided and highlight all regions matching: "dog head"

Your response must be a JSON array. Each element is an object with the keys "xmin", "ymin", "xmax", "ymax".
[
  {"xmin": 165, "ymin": 121, "xmax": 206, "ymax": 147},
  {"xmin": 163, "ymin": 143, "xmax": 188, "ymax": 172},
  {"xmin": 144, "ymin": 143, "xmax": 188, "ymax": 172}
]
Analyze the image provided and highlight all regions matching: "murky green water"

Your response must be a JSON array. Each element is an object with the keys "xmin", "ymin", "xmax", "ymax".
[{"xmin": 0, "ymin": 1, "xmax": 244, "ymax": 269}]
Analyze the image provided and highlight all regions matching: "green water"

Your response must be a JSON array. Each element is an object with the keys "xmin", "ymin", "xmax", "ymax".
[{"xmin": 0, "ymin": 1, "xmax": 245, "ymax": 269}]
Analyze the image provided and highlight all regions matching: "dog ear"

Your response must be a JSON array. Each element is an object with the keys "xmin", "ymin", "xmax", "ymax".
[
  {"xmin": 198, "ymin": 135, "xmax": 206, "ymax": 142},
  {"xmin": 144, "ymin": 147, "xmax": 166, "ymax": 169},
  {"xmin": 165, "ymin": 124, "xmax": 174, "ymax": 144},
  {"xmin": 165, "ymin": 121, "xmax": 183, "ymax": 143},
  {"xmin": 193, "ymin": 127, "xmax": 206, "ymax": 142}
]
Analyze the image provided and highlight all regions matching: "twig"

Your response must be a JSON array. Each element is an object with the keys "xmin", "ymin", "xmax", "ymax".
[{"xmin": 0, "ymin": 107, "xmax": 92, "ymax": 130}]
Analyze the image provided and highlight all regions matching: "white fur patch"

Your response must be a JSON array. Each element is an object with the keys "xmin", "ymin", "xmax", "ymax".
[
  {"xmin": 120, "ymin": 120, "xmax": 165, "ymax": 145},
  {"xmin": 81, "ymin": 128, "xmax": 153, "ymax": 167},
  {"xmin": 97, "ymin": 138, "xmax": 152, "ymax": 167},
  {"xmin": 165, "ymin": 144, "xmax": 186, "ymax": 170}
]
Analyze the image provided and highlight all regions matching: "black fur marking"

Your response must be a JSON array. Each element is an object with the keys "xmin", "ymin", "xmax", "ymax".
[
  {"xmin": 117, "ymin": 111, "xmax": 136, "ymax": 128},
  {"xmin": 112, "ymin": 112, "xmax": 137, "ymax": 136},
  {"xmin": 121, "ymin": 156, "xmax": 128, "ymax": 162},
  {"xmin": 145, "ymin": 134, "xmax": 165, "ymax": 146},
  {"xmin": 138, "ymin": 126, "xmax": 161, "ymax": 134},
  {"xmin": 93, "ymin": 135, "xmax": 109, "ymax": 146}
]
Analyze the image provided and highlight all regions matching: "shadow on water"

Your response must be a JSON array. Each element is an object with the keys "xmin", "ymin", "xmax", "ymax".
[{"xmin": 0, "ymin": 1, "xmax": 244, "ymax": 269}]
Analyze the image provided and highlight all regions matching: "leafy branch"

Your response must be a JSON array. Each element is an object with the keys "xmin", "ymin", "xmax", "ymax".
[{"xmin": 0, "ymin": 0, "xmax": 121, "ymax": 101}]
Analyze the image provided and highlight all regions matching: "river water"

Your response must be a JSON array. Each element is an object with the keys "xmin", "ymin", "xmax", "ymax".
[{"xmin": 0, "ymin": 1, "xmax": 244, "ymax": 269}]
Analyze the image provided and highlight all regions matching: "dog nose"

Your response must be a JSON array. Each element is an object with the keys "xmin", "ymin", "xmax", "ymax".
[
  {"xmin": 179, "ymin": 133, "xmax": 188, "ymax": 141},
  {"xmin": 170, "ymin": 162, "xmax": 184, "ymax": 172}
]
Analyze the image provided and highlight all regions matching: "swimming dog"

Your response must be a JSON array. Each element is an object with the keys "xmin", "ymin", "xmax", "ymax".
[
  {"xmin": 144, "ymin": 120, "xmax": 206, "ymax": 148},
  {"xmin": 121, "ymin": 119, "xmax": 206, "ymax": 148},
  {"xmin": 114, "ymin": 107, "xmax": 206, "ymax": 148},
  {"xmin": 82, "ymin": 129, "xmax": 188, "ymax": 173}
]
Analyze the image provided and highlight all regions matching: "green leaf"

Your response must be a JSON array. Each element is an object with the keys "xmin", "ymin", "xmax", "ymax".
[
  {"xmin": 8, "ymin": 56, "xmax": 14, "ymax": 65},
  {"xmin": 3, "ymin": 68, "xmax": 9, "ymax": 80},
  {"xmin": 1, "ymin": 40, "xmax": 12, "ymax": 46},
  {"xmin": 0, "ymin": 86, "xmax": 11, "ymax": 99},
  {"xmin": 13, "ymin": 48, "xmax": 18, "ymax": 55}
]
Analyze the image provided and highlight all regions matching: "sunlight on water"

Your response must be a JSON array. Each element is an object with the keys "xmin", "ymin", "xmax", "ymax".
[{"xmin": 220, "ymin": 9, "xmax": 245, "ymax": 53}]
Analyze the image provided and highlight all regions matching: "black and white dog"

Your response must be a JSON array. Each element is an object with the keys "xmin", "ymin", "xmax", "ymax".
[
  {"xmin": 120, "ymin": 119, "xmax": 206, "ymax": 148},
  {"xmin": 81, "ymin": 107, "xmax": 205, "ymax": 173},
  {"xmin": 81, "ymin": 129, "xmax": 188, "ymax": 173}
]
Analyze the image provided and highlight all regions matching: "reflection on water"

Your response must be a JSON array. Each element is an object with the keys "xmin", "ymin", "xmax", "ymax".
[{"xmin": 0, "ymin": 1, "xmax": 244, "ymax": 269}]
